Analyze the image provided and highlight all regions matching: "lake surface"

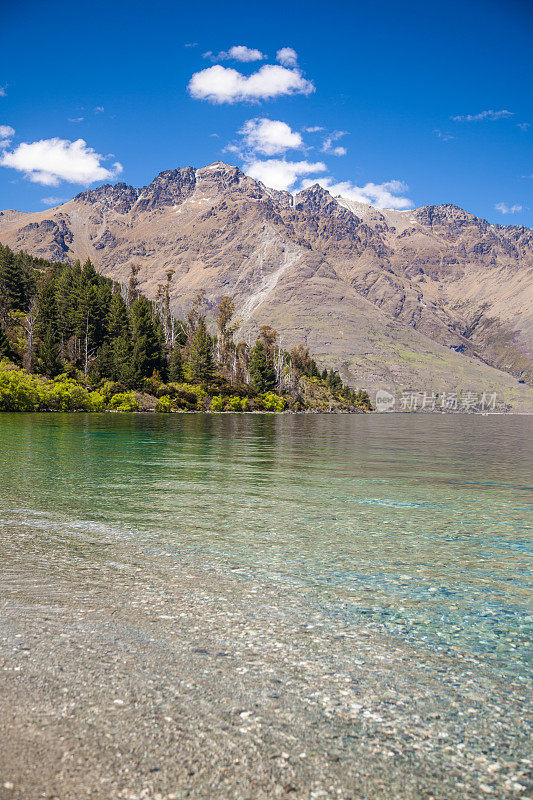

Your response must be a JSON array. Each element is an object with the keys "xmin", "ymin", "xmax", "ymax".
[{"xmin": 1, "ymin": 412, "xmax": 531, "ymax": 680}]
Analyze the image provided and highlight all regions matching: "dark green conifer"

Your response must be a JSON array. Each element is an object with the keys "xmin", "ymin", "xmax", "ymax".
[
  {"xmin": 131, "ymin": 296, "xmax": 165, "ymax": 381},
  {"xmin": 249, "ymin": 340, "xmax": 276, "ymax": 393},
  {"xmin": 169, "ymin": 345, "xmax": 184, "ymax": 382},
  {"xmin": 0, "ymin": 323, "xmax": 12, "ymax": 359},
  {"xmin": 37, "ymin": 327, "xmax": 62, "ymax": 377},
  {"xmin": 187, "ymin": 318, "xmax": 214, "ymax": 383},
  {"xmin": 0, "ymin": 244, "xmax": 27, "ymax": 317}
]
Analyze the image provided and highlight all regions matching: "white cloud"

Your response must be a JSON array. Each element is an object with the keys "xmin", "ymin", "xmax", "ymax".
[
  {"xmin": 0, "ymin": 125, "xmax": 14, "ymax": 149},
  {"xmin": 494, "ymin": 202, "xmax": 523, "ymax": 215},
  {"xmin": 68, "ymin": 117, "xmax": 85, "ymax": 123},
  {"xmin": 301, "ymin": 176, "xmax": 413, "ymax": 209},
  {"xmin": 0, "ymin": 137, "xmax": 123, "ymax": 186},
  {"xmin": 41, "ymin": 196, "xmax": 66, "ymax": 206},
  {"xmin": 245, "ymin": 158, "xmax": 327, "ymax": 191},
  {"xmin": 517, "ymin": 122, "xmax": 530, "ymax": 131},
  {"xmin": 224, "ymin": 142, "xmax": 243, "ymax": 157},
  {"xmin": 303, "ymin": 126, "xmax": 324, "ymax": 133},
  {"xmin": 188, "ymin": 64, "xmax": 315, "ymax": 104},
  {"xmin": 94, "ymin": 106, "xmax": 104, "ymax": 114},
  {"xmin": 434, "ymin": 129, "xmax": 456, "ymax": 141},
  {"xmin": 451, "ymin": 109, "xmax": 513, "ymax": 122},
  {"xmin": 322, "ymin": 130, "xmax": 348, "ymax": 156},
  {"xmin": 0, "ymin": 124, "xmax": 14, "ymax": 139},
  {"xmin": 0, "ymin": 87, "xmax": 6, "ymax": 97},
  {"xmin": 205, "ymin": 45, "xmax": 266, "ymax": 62},
  {"xmin": 239, "ymin": 118, "xmax": 303, "ymax": 155},
  {"xmin": 276, "ymin": 47, "xmax": 298, "ymax": 67}
]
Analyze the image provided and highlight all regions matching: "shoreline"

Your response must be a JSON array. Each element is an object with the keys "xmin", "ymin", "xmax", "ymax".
[{"xmin": 1, "ymin": 408, "xmax": 532, "ymax": 415}]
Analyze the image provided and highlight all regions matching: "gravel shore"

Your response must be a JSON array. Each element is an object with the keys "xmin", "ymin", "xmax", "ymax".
[{"xmin": 0, "ymin": 560, "xmax": 531, "ymax": 800}]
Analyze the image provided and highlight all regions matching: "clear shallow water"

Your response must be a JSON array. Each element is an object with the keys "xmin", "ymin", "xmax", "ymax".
[{"xmin": 0, "ymin": 412, "xmax": 531, "ymax": 678}]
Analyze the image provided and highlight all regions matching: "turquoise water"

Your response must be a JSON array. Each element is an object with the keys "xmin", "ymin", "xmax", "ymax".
[{"xmin": 0, "ymin": 412, "xmax": 531, "ymax": 678}]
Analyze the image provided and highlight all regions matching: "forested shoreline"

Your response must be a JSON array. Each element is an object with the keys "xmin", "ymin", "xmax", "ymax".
[{"xmin": 0, "ymin": 244, "xmax": 372, "ymax": 413}]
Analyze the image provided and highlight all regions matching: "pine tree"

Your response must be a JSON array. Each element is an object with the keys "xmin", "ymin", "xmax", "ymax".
[
  {"xmin": 216, "ymin": 296, "xmax": 237, "ymax": 376},
  {"xmin": 112, "ymin": 332, "xmax": 134, "ymax": 384},
  {"xmin": 0, "ymin": 244, "xmax": 27, "ymax": 319},
  {"xmin": 187, "ymin": 318, "xmax": 214, "ymax": 383},
  {"xmin": 107, "ymin": 289, "xmax": 130, "ymax": 339},
  {"xmin": 131, "ymin": 296, "xmax": 164, "ymax": 381},
  {"xmin": 0, "ymin": 323, "xmax": 12, "ymax": 359},
  {"xmin": 249, "ymin": 340, "xmax": 276, "ymax": 393},
  {"xmin": 37, "ymin": 327, "xmax": 62, "ymax": 377},
  {"xmin": 55, "ymin": 262, "xmax": 79, "ymax": 353},
  {"xmin": 169, "ymin": 345, "xmax": 184, "ymax": 382},
  {"xmin": 35, "ymin": 274, "xmax": 62, "ymax": 376}
]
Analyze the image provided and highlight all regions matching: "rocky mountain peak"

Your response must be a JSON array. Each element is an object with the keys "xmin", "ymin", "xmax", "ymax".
[
  {"xmin": 294, "ymin": 184, "xmax": 337, "ymax": 214},
  {"xmin": 414, "ymin": 203, "xmax": 484, "ymax": 231},
  {"xmin": 74, "ymin": 182, "xmax": 140, "ymax": 213}
]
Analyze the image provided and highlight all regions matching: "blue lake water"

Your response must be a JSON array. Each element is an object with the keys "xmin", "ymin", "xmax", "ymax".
[{"xmin": 0, "ymin": 412, "xmax": 531, "ymax": 680}]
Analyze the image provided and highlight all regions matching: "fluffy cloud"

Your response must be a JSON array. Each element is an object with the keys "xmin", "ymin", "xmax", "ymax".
[
  {"xmin": 188, "ymin": 64, "xmax": 314, "ymax": 104},
  {"xmin": 41, "ymin": 196, "xmax": 66, "ymax": 206},
  {"xmin": 276, "ymin": 47, "xmax": 298, "ymax": 67},
  {"xmin": 0, "ymin": 87, "xmax": 6, "ymax": 97},
  {"xmin": 517, "ymin": 122, "xmax": 530, "ymax": 131},
  {"xmin": 494, "ymin": 202, "xmax": 523, "ymax": 214},
  {"xmin": 301, "ymin": 177, "xmax": 413, "ymax": 209},
  {"xmin": 205, "ymin": 45, "xmax": 266, "ymax": 62},
  {"xmin": 239, "ymin": 118, "xmax": 303, "ymax": 155},
  {"xmin": 303, "ymin": 125, "xmax": 324, "ymax": 133},
  {"xmin": 245, "ymin": 158, "xmax": 327, "ymax": 191},
  {"xmin": 321, "ymin": 131, "xmax": 348, "ymax": 156},
  {"xmin": 0, "ymin": 125, "xmax": 14, "ymax": 150},
  {"xmin": 451, "ymin": 109, "xmax": 513, "ymax": 122},
  {"xmin": 0, "ymin": 137, "xmax": 123, "ymax": 186}
]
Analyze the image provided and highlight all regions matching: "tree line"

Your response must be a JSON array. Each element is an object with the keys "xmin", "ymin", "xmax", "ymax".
[{"xmin": 0, "ymin": 244, "xmax": 371, "ymax": 411}]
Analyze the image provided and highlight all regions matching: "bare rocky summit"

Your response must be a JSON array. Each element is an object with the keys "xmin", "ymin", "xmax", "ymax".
[{"xmin": 1, "ymin": 162, "xmax": 532, "ymax": 408}]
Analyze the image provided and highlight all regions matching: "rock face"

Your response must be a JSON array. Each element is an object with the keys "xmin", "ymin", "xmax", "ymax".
[{"xmin": 1, "ymin": 162, "xmax": 532, "ymax": 407}]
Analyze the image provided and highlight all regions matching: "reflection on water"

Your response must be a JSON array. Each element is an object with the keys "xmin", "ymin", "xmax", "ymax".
[{"xmin": 0, "ymin": 412, "xmax": 531, "ymax": 677}]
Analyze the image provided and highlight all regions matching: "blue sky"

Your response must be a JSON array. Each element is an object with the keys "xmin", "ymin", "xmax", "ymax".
[{"xmin": 1, "ymin": 0, "xmax": 531, "ymax": 224}]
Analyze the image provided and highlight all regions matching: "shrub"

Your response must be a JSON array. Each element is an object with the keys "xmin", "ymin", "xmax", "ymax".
[
  {"xmin": 45, "ymin": 376, "xmax": 104, "ymax": 411},
  {"xmin": 109, "ymin": 391, "xmax": 139, "ymax": 412},
  {"xmin": 240, "ymin": 397, "xmax": 251, "ymax": 412},
  {"xmin": 143, "ymin": 371, "xmax": 163, "ymax": 395},
  {"xmin": 164, "ymin": 382, "xmax": 208, "ymax": 410},
  {"xmin": 0, "ymin": 361, "xmax": 42, "ymax": 411},
  {"xmin": 0, "ymin": 363, "xmax": 105, "ymax": 412},
  {"xmin": 210, "ymin": 395, "xmax": 225, "ymax": 412},
  {"xmin": 87, "ymin": 391, "xmax": 106, "ymax": 411},
  {"xmin": 261, "ymin": 392, "xmax": 286, "ymax": 412},
  {"xmin": 155, "ymin": 394, "xmax": 172, "ymax": 413},
  {"xmin": 227, "ymin": 395, "xmax": 242, "ymax": 412},
  {"xmin": 100, "ymin": 380, "xmax": 127, "ymax": 402}
]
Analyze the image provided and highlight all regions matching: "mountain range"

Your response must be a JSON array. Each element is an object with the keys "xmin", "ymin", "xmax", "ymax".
[{"xmin": 1, "ymin": 162, "xmax": 532, "ymax": 410}]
